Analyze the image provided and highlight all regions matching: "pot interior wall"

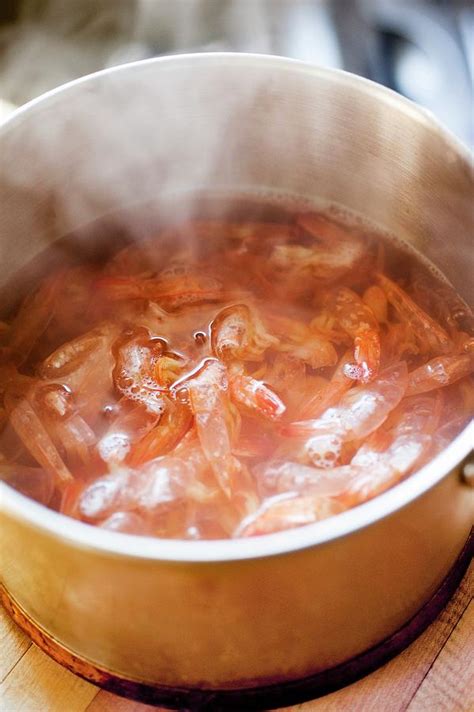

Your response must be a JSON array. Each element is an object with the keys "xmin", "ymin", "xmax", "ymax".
[{"xmin": 0, "ymin": 56, "xmax": 472, "ymax": 309}]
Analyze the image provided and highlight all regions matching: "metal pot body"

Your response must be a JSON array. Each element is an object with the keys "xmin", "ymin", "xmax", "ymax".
[{"xmin": 0, "ymin": 54, "xmax": 472, "ymax": 689}]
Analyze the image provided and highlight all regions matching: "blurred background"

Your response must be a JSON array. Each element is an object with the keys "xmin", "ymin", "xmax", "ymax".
[{"xmin": 0, "ymin": 0, "xmax": 472, "ymax": 145}]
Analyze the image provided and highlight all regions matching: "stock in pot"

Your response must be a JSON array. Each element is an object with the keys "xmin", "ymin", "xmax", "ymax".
[{"xmin": 0, "ymin": 54, "xmax": 472, "ymax": 710}]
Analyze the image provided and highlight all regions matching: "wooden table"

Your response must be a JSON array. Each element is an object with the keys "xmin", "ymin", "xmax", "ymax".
[{"xmin": 1, "ymin": 562, "xmax": 472, "ymax": 712}]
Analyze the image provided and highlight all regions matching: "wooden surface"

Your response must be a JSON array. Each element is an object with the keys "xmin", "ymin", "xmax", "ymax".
[{"xmin": 1, "ymin": 562, "xmax": 472, "ymax": 712}]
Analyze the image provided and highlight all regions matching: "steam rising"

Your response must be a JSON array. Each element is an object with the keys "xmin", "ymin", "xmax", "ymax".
[
  {"xmin": 0, "ymin": 3, "xmax": 472, "ymax": 308},
  {"xmin": 0, "ymin": 2, "xmax": 340, "ymax": 106},
  {"xmin": 0, "ymin": 55, "xmax": 313, "ymax": 293},
  {"xmin": 0, "ymin": 2, "xmax": 337, "ymax": 306}
]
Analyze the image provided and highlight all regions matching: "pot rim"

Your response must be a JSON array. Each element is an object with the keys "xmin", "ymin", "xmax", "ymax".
[
  {"xmin": 0, "ymin": 52, "xmax": 472, "ymax": 563},
  {"xmin": 1, "ymin": 52, "xmax": 472, "ymax": 161}
]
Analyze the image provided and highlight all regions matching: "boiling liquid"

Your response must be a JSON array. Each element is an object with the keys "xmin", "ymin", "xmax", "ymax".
[{"xmin": 0, "ymin": 197, "xmax": 472, "ymax": 539}]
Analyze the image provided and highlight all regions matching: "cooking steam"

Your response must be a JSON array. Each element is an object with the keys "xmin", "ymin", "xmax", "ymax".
[
  {"xmin": 0, "ymin": 2, "xmax": 325, "ymax": 292},
  {"xmin": 0, "ymin": 2, "xmax": 472, "ymax": 314}
]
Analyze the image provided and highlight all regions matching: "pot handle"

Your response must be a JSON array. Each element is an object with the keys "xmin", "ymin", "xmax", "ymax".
[{"xmin": 461, "ymin": 453, "xmax": 474, "ymax": 488}]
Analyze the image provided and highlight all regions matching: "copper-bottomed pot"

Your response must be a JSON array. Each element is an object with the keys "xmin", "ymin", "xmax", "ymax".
[{"xmin": 0, "ymin": 54, "xmax": 473, "ymax": 705}]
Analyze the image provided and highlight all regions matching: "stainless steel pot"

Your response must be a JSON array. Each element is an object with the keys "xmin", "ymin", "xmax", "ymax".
[{"xmin": 0, "ymin": 54, "xmax": 472, "ymax": 701}]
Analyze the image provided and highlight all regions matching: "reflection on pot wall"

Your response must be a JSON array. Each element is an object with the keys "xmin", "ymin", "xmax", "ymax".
[{"xmin": 0, "ymin": 0, "xmax": 472, "ymax": 144}]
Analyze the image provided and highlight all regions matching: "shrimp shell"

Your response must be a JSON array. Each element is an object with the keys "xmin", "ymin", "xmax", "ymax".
[
  {"xmin": 406, "ymin": 353, "xmax": 474, "ymax": 396},
  {"xmin": 332, "ymin": 287, "xmax": 381, "ymax": 382},
  {"xmin": 97, "ymin": 273, "xmax": 225, "ymax": 309},
  {"xmin": 235, "ymin": 492, "xmax": 344, "ymax": 537},
  {"xmin": 228, "ymin": 368, "xmax": 286, "ymax": 421},
  {"xmin": 8, "ymin": 273, "xmax": 64, "ymax": 362},
  {"xmin": 377, "ymin": 273, "xmax": 451, "ymax": 355},
  {"xmin": 211, "ymin": 304, "xmax": 278, "ymax": 361}
]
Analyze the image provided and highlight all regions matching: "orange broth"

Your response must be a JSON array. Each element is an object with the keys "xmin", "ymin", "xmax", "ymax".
[{"xmin": 0, "ymin": 210, "xmax": 472, "ymax": 538}]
